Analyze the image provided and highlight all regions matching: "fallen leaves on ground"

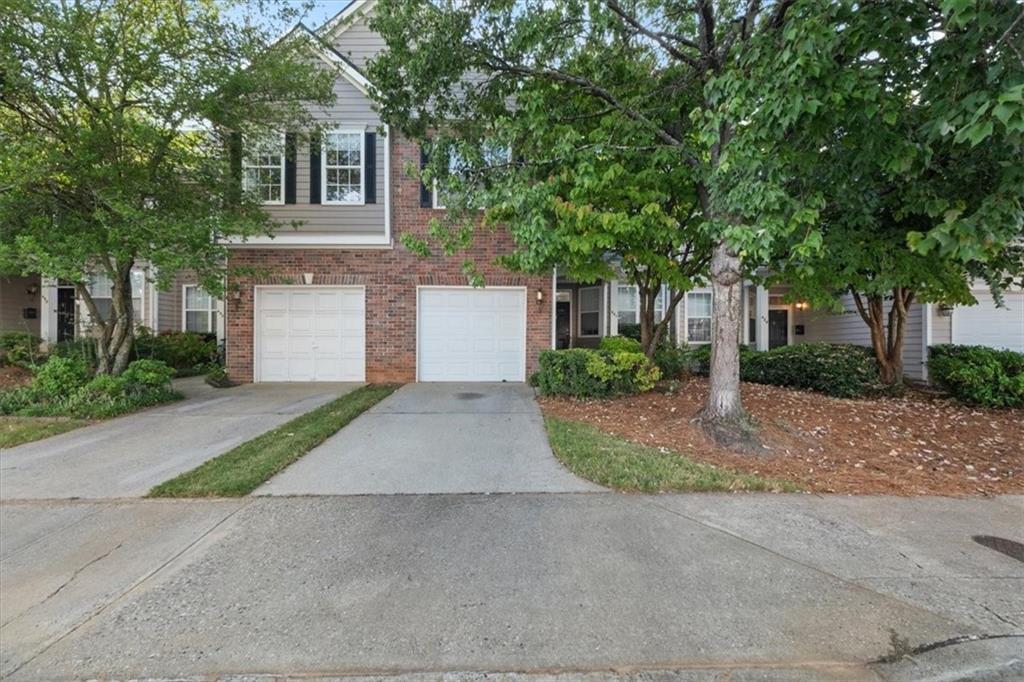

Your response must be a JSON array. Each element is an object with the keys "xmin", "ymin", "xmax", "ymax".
[{"xmin": 539, "ymin": 377, "xmax": 1023, "ymax": 496}]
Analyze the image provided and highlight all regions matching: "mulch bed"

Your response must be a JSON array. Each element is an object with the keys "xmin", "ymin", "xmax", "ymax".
[
  {"xmin": 539, "ymin": 377, "xmax": 1024, "ymax": 496},
  {"xmin": 0, "ymin": 365, "xmax": 32, "ymax": 390}
]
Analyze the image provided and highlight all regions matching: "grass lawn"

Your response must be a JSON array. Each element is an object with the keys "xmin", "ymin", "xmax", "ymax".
[
  {"xmin": 148, "ymin": 383, "xmax": 400, "ymax": 497},
  {"xmin": 0, "ymin": 416, "xmax": 90, "ymax": 449},
  {"xmin": 545, "ymin": 416, "xmax": 799, "ymax": 493}
]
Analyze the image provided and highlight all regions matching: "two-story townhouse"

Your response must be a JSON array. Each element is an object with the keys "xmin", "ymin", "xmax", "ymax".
[
  {"xmin": 8, "ymin": 0, "xmax": 1018, "ymax": 380},
  {"xmin": 216, "ymin": 0, "xmax": 1021, "ymax": 385}
]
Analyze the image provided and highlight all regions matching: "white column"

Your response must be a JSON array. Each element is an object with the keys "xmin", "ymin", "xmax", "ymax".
[
  {"xmin": 741, "ymin": 282, "xmax": 750, "ymax": 345},
  {"xmin": 39, "ymin": 277, "xmax": 59, "ymax": 345},
  {"xmin": 550, "ymin": 267, "xmax": 557, "ymax": 349},
  {"xmin": 755, "ymin": 285, "xmax": 769, "ymax": 351},
  {"xmin": 607, "ymin": 279, "xmax": 618, "ymax": 336}
]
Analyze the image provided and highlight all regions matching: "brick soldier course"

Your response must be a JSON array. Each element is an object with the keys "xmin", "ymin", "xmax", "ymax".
[{"xmin": 225, "ymin": 135, "xmax": 552, "ymax": 384}]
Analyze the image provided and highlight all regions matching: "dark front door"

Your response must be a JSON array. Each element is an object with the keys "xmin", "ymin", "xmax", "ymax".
[
  {"xmin": 555, "ymin": 301, "xmax": 571, "ymax": 349},
  {"xmin": 768, "ymin": 309, "xmax": 788, "ymax": 349},
  {"xmin": 56, "ymin": 287, "xmax": 76, "ymax": 342}
]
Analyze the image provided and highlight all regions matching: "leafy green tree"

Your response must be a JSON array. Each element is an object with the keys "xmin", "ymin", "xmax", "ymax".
[
  {"xmin": 746, "ymin": 0, "xmax": 1024, "ymax": 384},
  {"xmin": 0, "ymin": 0, "xmax": 335, "ymax": 374},
  {"xmin": 368, "ymin": 0, "xmax": 818, "ymax": 444}
]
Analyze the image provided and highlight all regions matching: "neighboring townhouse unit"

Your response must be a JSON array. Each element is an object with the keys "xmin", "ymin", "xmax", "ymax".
[{"xmin": 0, "ymin": 270, "xmax": 223, "ymax": 346}]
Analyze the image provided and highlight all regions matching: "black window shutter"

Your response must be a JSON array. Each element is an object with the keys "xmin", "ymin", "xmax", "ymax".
[
  {"xmin": 419, "ymin": 144, "xmax": 432, "ymax": 208},
  {"xmin": 284, "ymin": 133, "xmax": 297, "ymax": 204},
  {"xmin": 364, "ymin": 132, "xmax": 376, "ymax": 204},
  {"xmin": 309, "ymin": 134, "xmax": 321, "ymax": 204},
  {"xmin": 228, "ymin": 132, "xmax": 243, "ymax": 206}
]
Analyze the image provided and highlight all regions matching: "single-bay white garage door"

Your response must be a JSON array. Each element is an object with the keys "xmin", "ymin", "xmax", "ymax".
[
  {"xmin": 953, "ymin": 290, "xmax": 1023, "ymax": 352},
  {"xmin": 418, "ymin": 287, "xmax": 526, "ymax": 382},
  {"xmin": 256, "ymin": 287, "xmax": 365, "ymax": 382}
]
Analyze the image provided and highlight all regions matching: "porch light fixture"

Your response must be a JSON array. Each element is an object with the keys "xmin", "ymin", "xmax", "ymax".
[
  {"xmin": 937, "ymin": 303, "xmax": 954, "ymax": 317},
  {"xmin": 302, "ymin": 273, "xmax": 314, "ymax": 285},
  {"xmin": 794, "ymin": 301, "xmax": 809, "ymax": 310},
  {"xmin": 536, "ymin": 289, "xmax": 544, "ymax": 303}
]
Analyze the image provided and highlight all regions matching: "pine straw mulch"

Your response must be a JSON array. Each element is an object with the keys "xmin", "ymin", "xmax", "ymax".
[
  {"xmin": 538, "ymin": 376, "xmax": 1024, "ymax": 496},
  {"xmin": 0, "ymin": 365, "xmax": 32, "ymax": 390}
]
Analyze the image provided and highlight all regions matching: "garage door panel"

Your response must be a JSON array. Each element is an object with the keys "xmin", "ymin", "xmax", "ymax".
[
  {"xmin": 418, "ymin": 287, "xmax": 526, "ymax": 382},
  {"xmin": 256, "ymin": 287, "xmax": 365, "ymax": 382}
]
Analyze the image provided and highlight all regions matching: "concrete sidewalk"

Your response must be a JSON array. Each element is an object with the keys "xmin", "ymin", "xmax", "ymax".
[
  {"xmin": 257, "ymin": 383, "xmax": 601, "ymax": 495},
  {"xmin": 2, "ymin": 494, "xmax": 1021, "ymax": 680},
  {"xmin": 0, "ymin": 380, "xmax": 360, "ymax": 499}
]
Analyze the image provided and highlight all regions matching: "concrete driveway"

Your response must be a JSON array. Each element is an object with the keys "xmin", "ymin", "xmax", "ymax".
[
  {"xmin": 2, "ymin": 494, "xmax": 1021, "ymax": 680},
  {"xmin": 257, "ymin": 383, "xmax": 601, "ymax": 495},
  {"xmin": 0, "ymin": 379, "xmax": 360, "ymax": 500}
]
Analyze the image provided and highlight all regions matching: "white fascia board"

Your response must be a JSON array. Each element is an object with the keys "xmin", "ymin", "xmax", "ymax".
[
  {"xmin": 317, "ymin": 0, "xmax": 374, "ymax": 41},
  {"xmin": 222, "ymin": 232, "xmax": 392, "ymax": 248},
  {"xmin": 274, "ymin": 23, "xmax": 372, "ymax": 97}
]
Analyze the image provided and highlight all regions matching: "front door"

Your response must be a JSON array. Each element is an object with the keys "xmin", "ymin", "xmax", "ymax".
[
  {"xmin": 768, "ymin": 309, "xmax": 788, "ymax": 349},
  {"xmin": 56, "ymin": 287, "xmax": 76, "ymax": 342},
  {"xmin": 555, "ymin": 301, "xmax": 571, "ymax": 349}
]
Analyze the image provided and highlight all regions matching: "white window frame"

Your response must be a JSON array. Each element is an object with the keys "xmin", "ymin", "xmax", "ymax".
[
  {"xmin": 321, "ymin": 128, "xmax": 365, "ymax": 206},
  {"xmin": 182, "ymin": 284, "xmax": 217, "ymax": 334},
  {"xmin": 685, "ymin": 291, "xmax": 713, "ymax": 344},
  {"xmin": 615, "ymin": 284, "xmax": 667, "ymax": 331},
  {"xmin": 578, "ymin": 286, "xmax": 602, "ymax": 338},
  {"xmin": 243, "ymin": 132, "xmax": 286, "ymax": 206}
]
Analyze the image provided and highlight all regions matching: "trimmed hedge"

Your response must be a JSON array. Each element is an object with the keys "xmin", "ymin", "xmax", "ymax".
[
  {"xmin": 929, "ymin": 344, "xmax": 1024, "ymax": 408},
  {"xmin": 134, "ymin": 330, "xmax": 218, "ymax": 375},
  {"xmin": 537, "ymin": 348, "xmax": 661, "ymax": 398},
  {"xmin": 683, "ymin": 343, "xmax": 885, "ymax": 398}
]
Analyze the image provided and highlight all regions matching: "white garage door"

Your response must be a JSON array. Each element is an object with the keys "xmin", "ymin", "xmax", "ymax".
[
  {"xmin": 256, "ymin": 287, "xmax": 365, "ymax": 382},
  {"xmin": 418, "ymin": 287, "xmax": 526, "ymax": 382},
  {"xmin": 953, "ymin": 290, "xmax": 1024, "ymax": 352}
]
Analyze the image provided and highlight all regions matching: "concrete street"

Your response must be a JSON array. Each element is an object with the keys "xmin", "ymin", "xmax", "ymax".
[
  {"xmin": 0, "ymin": 380, "xmax": 359, "ymax": 499},
  {"xmin": 2, "ymin": 493, "xmax": 1021, "ymax": 681}
]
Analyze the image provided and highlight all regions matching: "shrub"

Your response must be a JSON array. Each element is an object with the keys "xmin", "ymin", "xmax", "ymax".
[
  {"xmin": 682, "ymin": 343, "xmax": 882, "ymax": 398},
  {"xmin": 0, "ymin": 386, "xmax": 37, "ymax": 415},
  {"xmin": 742, "ymin": 343, "xmax": 883, "ymax": 398},
  {"xmin": 134, "ymin": 330, "xmax": 217, "ymax": 374},
  {"xmin": 49, "ymin": 339, "xmax": 99, "ymax": 369},
  {"xmin": 537, "ymin": 348, "xmax": 660, "ymax": 398},
  {"xmin": 0, "ymin": 332, "xmax": 41, "ymax": 367},
  {"xmin": 599, "ymin": 336, "xmax": 643, "ymax": 354},
  {"xmin": 205, "ymin": 363, "xmax": 234, "ymax": 389},
  {"xmin": 929, "ymin": 344, "xmax": 1024, "ymax": 408},
  {"xmin": 120, "ymin": 358, "xmax": 176, "ymax": 392},
  {"xmin": 653, "ymin": 343, "xmax": 688, "ymax": 380},
  {"xmin": 32, "ymin": 356, "xmax": 91, "ymax": 399},
  {"xmin": 617, "ymin": 323, "xmax": 641, "ymax": 340}
]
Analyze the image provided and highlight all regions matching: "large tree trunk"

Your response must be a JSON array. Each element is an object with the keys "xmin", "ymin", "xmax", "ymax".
[
  {"xmin": 77, "ymin": 263, "xmax": 136, "ymax": 375},
  {"xmin": 852, "ymin": 288, "xmax": 914, "ymax": 387},
  {"xmin": 701, "ymin": 240, "xmax": 756, "ymax": 447}
]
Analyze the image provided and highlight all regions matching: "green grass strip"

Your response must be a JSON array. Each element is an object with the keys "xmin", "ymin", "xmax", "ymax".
[
  {"xmin": 545, "ymin": 416, "xmax": 800, "ymax": 493},
  {"xmin": 0, "ymin": 417, "xmax": 90, "ymax": 449},
  {"xmin": 148, "ymin": 383, "xmax": 400, "ymax": 498}
]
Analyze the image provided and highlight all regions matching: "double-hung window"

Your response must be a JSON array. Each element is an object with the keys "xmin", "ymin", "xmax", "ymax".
[
  {"xmin": 183, "ymin": 285, "xmax": 217, "ymax": 334},
  {"xmin": 86, "ymin": 271, "xmax": 143, "ymax": 325},
  {"xmin": 616, "ymin": 284, "xmax": 667, "ymax": 328},
  {"xmin": 243, "ymin": 134, "xmax": 285, "ymax": 205},
  {"xmin": 686, "ymin": 292, "xmax": 713, "ymax": 343},
  {"xmin": 433, "ymin": 140, "xmax": 510, "ymax": 209},
  {"xmin": 322, "ymin": 129, "xmax": 363, "ymax": 204},
  {"xmin": 579, "ymin": 286, "xmax": 601, "ymax": 337}
]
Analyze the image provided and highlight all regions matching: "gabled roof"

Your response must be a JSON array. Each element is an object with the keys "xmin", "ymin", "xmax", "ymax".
[
  {"xmin": 274, "ymin": 22, "xmax": 371, "ymax": 96},
  {"xmin": 316, "ymin": 0, "xmax": 374, "ymax": 41}
]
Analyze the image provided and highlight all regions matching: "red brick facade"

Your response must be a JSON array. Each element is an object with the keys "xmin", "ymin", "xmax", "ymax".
[{"xmin": 225, "ymin": 135, "xmax": 553, "ymax": 383}]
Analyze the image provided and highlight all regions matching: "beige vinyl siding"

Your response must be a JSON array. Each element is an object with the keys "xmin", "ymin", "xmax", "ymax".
[
  {"xmin": 795, "ymin": 295, "xmax": 927, "ymax": 380},
  {"xmin": 327, "ymin": 5, "xmax": 387, "ymax": 72},
  {"xmin": 931, "ymin": 305, "xmax": 952, "ymax": 345},
  {"xmin": 156, "ymin": 272, "xmax": 192, "ymax": 333},
  {"xmin": 1, "ymin": 275, "xmax": 41, "ymax": 337}
]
